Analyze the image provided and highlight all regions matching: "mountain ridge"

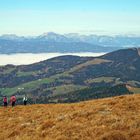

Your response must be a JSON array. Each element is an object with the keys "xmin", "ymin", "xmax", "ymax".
[
  {"xmin": 0, "ymin": 48, "xmax": 140, "ymax": 104},
  {"xmin": 0, "ymin": 33, "xmax": 140, "ymax": 53}
]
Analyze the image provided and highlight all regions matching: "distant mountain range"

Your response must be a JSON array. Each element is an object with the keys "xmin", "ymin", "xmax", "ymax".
[
  {"xmin": 0, "ymin": 48, "xmax": 140, "ymax": 103},
  {"xmin": 0, "ymin": 32, "xmax": 140, "ymax": 53}
]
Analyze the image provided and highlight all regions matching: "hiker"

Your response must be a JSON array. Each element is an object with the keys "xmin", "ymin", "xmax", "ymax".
[
  {"xmin": 10, "ymin": 95, "xmax": 16, "ymax": 107},
  {"xmin": 23, "ymin": 95, "xmax": 27, "ymax": 105},
  {"xmin": 3, "ymin": 96, "xmax": 8, "ymax": 107}
]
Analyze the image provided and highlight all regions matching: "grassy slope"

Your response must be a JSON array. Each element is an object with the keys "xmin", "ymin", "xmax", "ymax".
[
  {"xmin": 68, "ymin": 58, "xmax": 111, "ymax": 73},
  {"xmin": 0, "ymin": 58, "xmax": 110, "ymax": 95},
  {"xmin": 127, "ymin": 85, "xmax": 140, "ymax": 94},
  {"xmin": 0, "ymin": 73, "xmax": 70, "ymax": 95},
  {"xmin": 0, "ymin": 77, "xmax": 55, "ymax": 95},
  {"xmin": 0, "ymin": 94, "xmax": 139, "ymax": 140},
  {"xmin": 1, "ymin": 54, "xmax": 140, "ymax": 97}
]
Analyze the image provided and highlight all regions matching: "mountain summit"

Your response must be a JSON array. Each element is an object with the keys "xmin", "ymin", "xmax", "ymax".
[{"xmin": 38, "ymin": 32, "xmax": 68, "ymax": 42}]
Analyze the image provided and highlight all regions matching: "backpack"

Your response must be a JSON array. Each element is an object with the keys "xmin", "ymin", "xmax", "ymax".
[
  {"xmin": 23, "ymin": 97, "xmax": 27, "ymax": 101},
  {"xmin": 12, "ymin": 96, "xmax": 16, "ymax": 102},
  {"xmin": 3, "ymin": 97, "xmax": 7, "ymax": 103}
]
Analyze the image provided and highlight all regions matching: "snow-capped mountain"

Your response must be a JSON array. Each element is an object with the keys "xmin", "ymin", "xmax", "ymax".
[
  {"xmin": 37, "ymin": 32, "xmax": 69, "ymax": 42},
  {"xmin": 0, "ymin": 34, "xmax": 25, "ymax": 41},
  {"xmin": 0, "ymin": 32, "xmax": 139, "ymax": 53}
]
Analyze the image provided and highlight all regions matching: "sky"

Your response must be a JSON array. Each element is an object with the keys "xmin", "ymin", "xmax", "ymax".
[{"xmin": 0, "ymin": 0, "xmax": 140, "ymax": 36}]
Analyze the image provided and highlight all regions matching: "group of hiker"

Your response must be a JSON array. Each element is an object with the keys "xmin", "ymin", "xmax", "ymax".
[{"xmin": 3, "ymin": 95, "xmax": 28, "ymax": 107}]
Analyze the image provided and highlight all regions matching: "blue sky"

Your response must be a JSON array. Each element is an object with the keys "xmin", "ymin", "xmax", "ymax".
[{"xmin": 0, "ymin": 0, "xmax": 140, "ymax": 35}]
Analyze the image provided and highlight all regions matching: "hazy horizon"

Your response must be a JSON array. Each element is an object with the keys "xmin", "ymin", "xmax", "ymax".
[{"xmin": 0, "ymin": 32, "xmax": 140, "ymax": 37}]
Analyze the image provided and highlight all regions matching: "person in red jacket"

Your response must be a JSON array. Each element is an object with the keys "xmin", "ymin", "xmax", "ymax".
[
  {"xmin": 3, "ymin": 96, "xmax": 8, "ymax": 107},
  {"xmin": 10, "ymin": 95, "xmax": 16, "ymax": 107}
]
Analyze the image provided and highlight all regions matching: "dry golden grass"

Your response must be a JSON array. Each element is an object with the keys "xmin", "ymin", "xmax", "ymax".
[
  {"xmin": 69, "ymin": 58, "xmax": 111, "ymax": 73},
  {"xmin": 0, "ymin": 94, "xmax": 140, "ymax": 140}
]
